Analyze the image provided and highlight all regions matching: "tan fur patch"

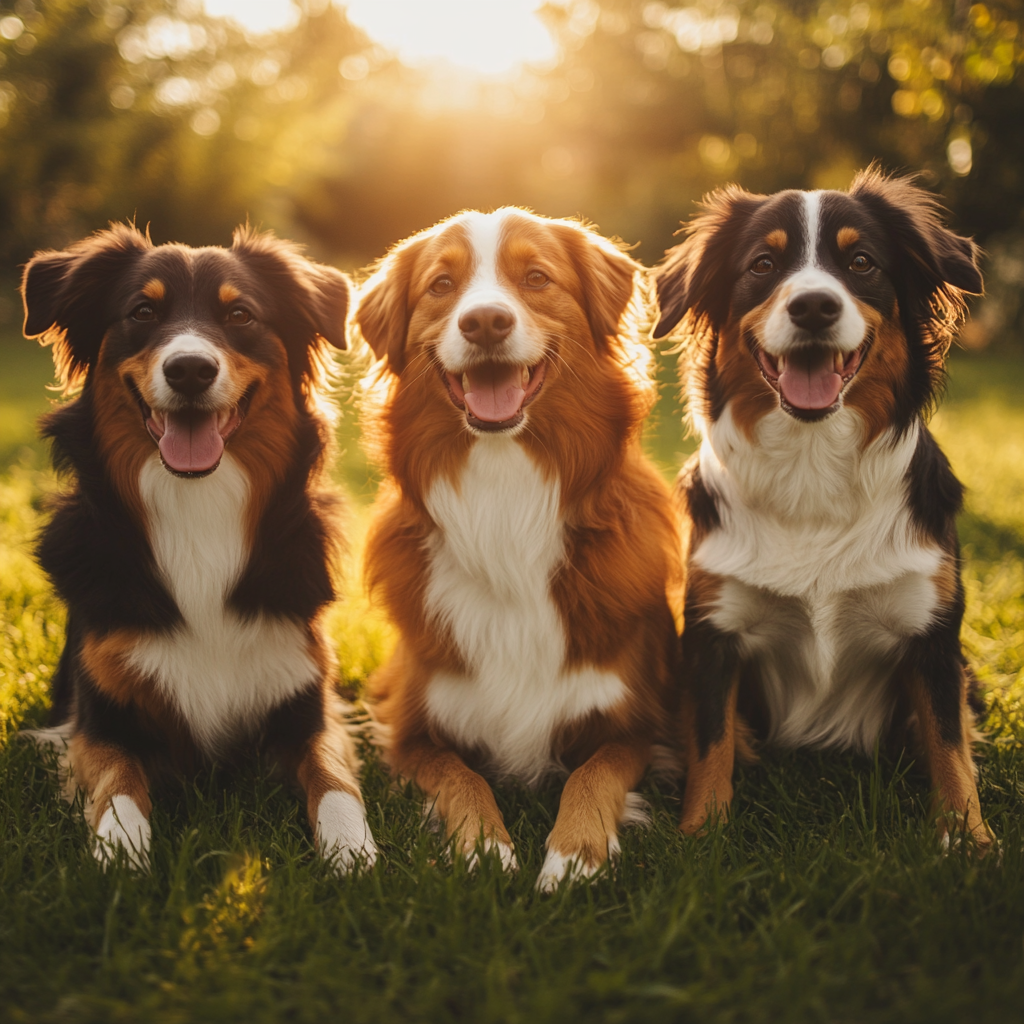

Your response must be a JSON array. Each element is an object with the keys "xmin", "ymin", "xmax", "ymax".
[
  {"xmin": 932, "ymin": 555, "xmax": 958, "ymax": 607},
  {"xmin": 843, "ymin": 302, "xmax": 908, "ymax": 445},
  {"xmin": 679, "ymin": 672, "xmax": 738, "ymax": 835},
  {"xmin": 907, "ymin": 670, "xmax": 993, "ymax": 852},
  {"xmin": 765, "ymin": 229, "xmax": 788, "ymax": 251},
  {"xmin": 720, "ymin": 306, "xmax": 778, "ymax": 439},
  {"xmin": 219, "ymin": 283, "xmax": 242, "ymax": 305},
  {"xmin": 837, "ymin": 227, "xmax": 861, "ymax": 250},
  {"xmin": 545, "ymin": 740, "xmax": 648, "ymax": 868},
  {"xmin": 142, "ymin": 278, "xmax": 165, "ymax": 301},
  {"xmin": 67, "ymin": 733, "xmax": 152, "ymax": 829}
]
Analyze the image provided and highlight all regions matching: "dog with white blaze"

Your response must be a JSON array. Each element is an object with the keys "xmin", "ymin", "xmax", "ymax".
[
  {"xmin": 354, "ymin": 208, "xmax": 680, "ymax": 891},
  {"xmin": 20, "ymin": 225, "xmax": 377, "ymax": 872},
  {"xmin": 651, "ymin": 168, "xmax": 993, "ymax": 851}
]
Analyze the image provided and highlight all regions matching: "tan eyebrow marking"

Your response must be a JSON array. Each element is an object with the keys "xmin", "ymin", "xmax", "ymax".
[
  {"xmin": 837, "ymin": 227, "xmax": 861, "ymax": 249},
  {"xmin": 765, "ymin": 229, "xmax": 788, "ymax": 251},
  {"xmin": 219, "ymin": 283, "xmax": 242, "ymax": 304},
  {"xmin": 142, "ymin": 278, "xmax": 165, "ymax": 301}
]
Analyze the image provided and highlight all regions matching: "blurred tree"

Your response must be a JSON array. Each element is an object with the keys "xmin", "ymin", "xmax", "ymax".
[
  {"xmin": 1, "ymin": 1, "xmax": 1022, "ymax": 343},
  {"xmin": 0, "ymin": 0, "xmax": 367, "ymax": 268}
]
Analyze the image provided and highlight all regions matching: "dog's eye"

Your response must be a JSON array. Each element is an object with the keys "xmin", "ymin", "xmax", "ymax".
[
  {"xmin": 524, "ymin": 270, "xmax": 549, "ymax": 289},
  {"xmin": 131, "ymin": 303, "xmax": 157, "ymax": 322},
  {"xmin": 751, "ymin": 256, "xmax": 775, "ymax": 275},
  {"xmin": 227, "ymin": 307, "xmax": 253, "ymax": 325},
  {"xmin": 430, "ymin": 275, "xmax": 455, "ymax": 295},
  {"xmin": 850, "ymin": 253, "xmax": 874, "ymax": 273}
]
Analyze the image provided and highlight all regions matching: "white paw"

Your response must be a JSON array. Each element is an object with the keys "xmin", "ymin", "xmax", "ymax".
[
  {"xmin": 316, "ymin": 791, "xmax": 378, "ymax": 874},
  {"xmin": 465, "ymin": 838, "xmax": 518, "ymax": 873},
  {"xmin": 536, "ymin": 834, "xmax": 619, "ymax": 893},
  {"xmin": 93, "ymin": 795, "xmax": 151, "ymax": 871}
]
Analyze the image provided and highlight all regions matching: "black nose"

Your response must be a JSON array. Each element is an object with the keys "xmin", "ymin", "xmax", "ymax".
[
  {"xmin": 163, "ymin": 353, "xmax": 219, "ymax": 397},
  {"xmin": 787, "ymin": 291, "xmax": 842, "ymax": 332},
  {"xmin": 458, "ymin": 304, "xmax": 515, "ymax": 348}
]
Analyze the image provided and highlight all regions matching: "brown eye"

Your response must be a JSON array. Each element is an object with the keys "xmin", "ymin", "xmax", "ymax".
[
  {"xmin": 751, "ymin": 255, "xmax": 775, "ymax": 275},
  {"xmin": 525, "ymin": 270, "xmax": 549, "ymax": 289},
  {"xmin": 131, "ymin": 303, "xmax": 157, "ymax": 322},
  {"xmin": 430, "ymin": 275, "xmax": 454, "ymax": 295},
  {"xmin": 228, "ymin": 307, "xmax": 252, "ymax": 325},
  {"xmin": 850, "ymin": 253, "xmax": 874, "ymax": 273}
]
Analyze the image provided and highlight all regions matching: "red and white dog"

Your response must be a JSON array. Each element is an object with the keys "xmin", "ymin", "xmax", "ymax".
[
  {"xmin": 354, "ymin": 209, "xmax": 679, "ymax": 890},
  {"xmin": 21, "ymin": 225, "xmax": 377, "ymax": 871},
  {"xmin": 652, "ymin": 169, "xmax": 992, "ymax": 849}
]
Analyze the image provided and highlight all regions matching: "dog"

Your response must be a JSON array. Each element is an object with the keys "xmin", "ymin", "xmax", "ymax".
[
  {"xmin": 20, "ymin": 224, "xmax": 377, "ymax": 871},
  {"xmin": 651, "ymin": 168, "xmax": 992, "ymax": 850},
  {"xmin": 353, "ymin": 208, "xmax": 680, "ymax": 890}
]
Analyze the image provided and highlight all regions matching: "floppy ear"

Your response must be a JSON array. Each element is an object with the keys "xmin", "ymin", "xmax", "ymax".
[
  {"xmin": 353, "ymin": 235, "xmax": 427, "ymax": 375},
  {"xmin": 849, "ymin": 168, "xmax": 983, "ymax": 352},
  {"xmin": 231, "ymin": 226, "xmax": 351, "ymax": 396},
  {"xmin": 21, "ymin": 224, "xmax": 151, "ymax": 391},
  {"xmin": 651, "ymin": 186, "xmax": 766, "ymax": 339},
  {"xmin": 552, "ymin": 222, "xmax": 641, "ymax": 350}
]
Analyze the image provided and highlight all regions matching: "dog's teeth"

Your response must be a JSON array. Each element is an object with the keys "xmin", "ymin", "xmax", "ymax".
[
  {"xmin": 461, "ymin": 374, "xmax": 470, "ymax": 393},
  {"xmin": 834, "ymin": 351, "xmax": 844, "ymax": 373},
  {"xmin": 777, "ymin": 354, "xmax": 786, "ymax": 371},
  {"xmin": 521, "ymin": 367, "xmax": 530, "ymax": 388}
]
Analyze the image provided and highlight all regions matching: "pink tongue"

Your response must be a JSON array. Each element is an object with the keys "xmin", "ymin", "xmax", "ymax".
[
  {"xmin": 158, "ymin": 409, "xmax": 224, "ymax": 473},
  {"xmin": 463, "ymin": 364, "xmax": 526, "ymax": 423},
  {"xmin": 778, "ymin": 353, "xmax": 843, "ymax": 410}
]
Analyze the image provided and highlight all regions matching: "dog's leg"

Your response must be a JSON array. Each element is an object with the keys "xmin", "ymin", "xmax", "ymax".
[
  {"xmin": 402, "ymin": 738, "xmax": 516, "ymax": 871},
  {"xmin": 270, "ymin": 687, "xmax": 377, "ymax": 873},
  {"xmin": 297, "ymin": 724, "xmax": 378, "ymax": 874},
  {"xmin": 679, "ymin": 616, "xmax": 741, "ymax": 835},
  {"xmin": 537, "ymin": 740, "xmax": 648, "ymax": 892},
  {"xmin": 67, "ymin": 732, "xmax": 152, "ymax": 870},
  {"xmin": 908, "ymin": 665, "xmax": 993, "ymax": 854}
]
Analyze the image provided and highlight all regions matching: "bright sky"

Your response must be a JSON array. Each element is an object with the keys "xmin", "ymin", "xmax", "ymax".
[{"xmin": 203, "ymin": 1, "xmax": 557, "ymax": 75}]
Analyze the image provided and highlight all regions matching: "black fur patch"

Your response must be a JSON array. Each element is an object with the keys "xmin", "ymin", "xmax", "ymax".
[{"xmin": 906, "ymin": 425, "xmax": 964, "ymax": 546}]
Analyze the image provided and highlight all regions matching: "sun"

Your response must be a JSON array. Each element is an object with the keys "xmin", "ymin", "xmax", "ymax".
[
  {"xmin": 344, "ymin": 0, "xmax": 557, "ymax": 75},
  {"xmin": 203, "ymin": 1, "xmax": 558, "ymax": 76}
]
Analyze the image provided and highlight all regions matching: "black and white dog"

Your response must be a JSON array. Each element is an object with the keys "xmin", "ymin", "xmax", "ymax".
[
  {"xmin": 652, "ymin": 168, "xmax": 991, "ymax": 850},
  {"xmin": 21, "ymin": 225, "xmax": 377, "ymax": 870}
]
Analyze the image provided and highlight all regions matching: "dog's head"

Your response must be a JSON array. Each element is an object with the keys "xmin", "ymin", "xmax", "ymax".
[
  {"xmin": 22, "ymin": 224, "xmax": 349, "ymax": 479},
  {"xmin": 353, "ymin": 208, "xmax": 642, "ymax": 437},
  {"xmin": 652, "ymin": 169, "xmax": 982, "ymax": 438}
]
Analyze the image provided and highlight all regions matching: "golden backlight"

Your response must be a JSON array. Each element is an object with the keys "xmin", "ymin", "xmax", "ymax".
[{"xmin": 204, "ymin": 0, "xmax": 557, "ymax": 76}]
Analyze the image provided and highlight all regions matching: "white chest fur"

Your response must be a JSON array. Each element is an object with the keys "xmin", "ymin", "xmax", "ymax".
[
  {"xmin": 695, "ymin": 406, "xmax": 943, "ymax": 751},
  {"xmin": 423, "ymin": 438, "xmax": 626, "ymax": 783},
  {"xmin": 130, "ymin": 454, "xmax": 318, "ymax": 752}
]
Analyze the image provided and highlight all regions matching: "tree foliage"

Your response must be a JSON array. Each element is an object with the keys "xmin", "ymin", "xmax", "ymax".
[{"xmin": 1, "ymin": 0, "xmax": 1023, "ymax": 340}]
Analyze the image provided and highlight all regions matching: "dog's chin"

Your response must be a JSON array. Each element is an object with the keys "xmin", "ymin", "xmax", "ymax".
[
  {"xmin": 754, "ymin": 335, "xmax": 871, "ymax": 422},
  {"xmin": 441, "ymin": 360, "xmax": 547, "ymax": 434}
]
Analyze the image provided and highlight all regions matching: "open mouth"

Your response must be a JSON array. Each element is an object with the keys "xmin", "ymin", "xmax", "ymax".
[
  {"xmin": 129, "ymin": 378, "xmax": 255, "ymax": 478},
  {"xmin": 441, "ymin": 361, "xmax": 547, "ymax": 433},
  {"xmin": 754, "ymin": 338, "xmax": 869, "ymax": 422}
]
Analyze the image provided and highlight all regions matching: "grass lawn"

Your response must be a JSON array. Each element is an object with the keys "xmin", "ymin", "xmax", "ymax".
[{"xmin": 1, "ymin": 333, "xmax": 1022, "ymax": 1023}]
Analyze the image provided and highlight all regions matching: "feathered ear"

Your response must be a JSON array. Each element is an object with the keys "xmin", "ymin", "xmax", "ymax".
[
  {"xmin": 849, "ymin": 168, "xmax": 983, "ymax": 356},
  {"xmin": 651, "ymin": 186, "xmax": 766, "ymax": 339},
  {"xmin": 353, "ymin": 233, "xmax": 429, "ymax": 375},
  {"xmin": 551, "ymin": 221, "xmax": 642, "ymax": 350},
  {"xmin": 21, "ymin": 224, "xmax": 151, "ymax": 391},
  {"xmin": 231, "ymin": 226, "xmax": 351, "ymax": 398}
]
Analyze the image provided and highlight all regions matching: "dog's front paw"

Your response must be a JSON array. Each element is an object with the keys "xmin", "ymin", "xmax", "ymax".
[
  {"xmin": 316, "ymin": 791, "xmax": 378, "ymax": 874},
  {"xmin": 464, "ymin": 836, "xmax": 518, "ymax": 873},
  {"xmin": 93, "ymin": 795, "xmax": 151, "ymax": 871},
  {"xmin": 535, "ymin": 834, "xmax": 618, "ymax": 894}
]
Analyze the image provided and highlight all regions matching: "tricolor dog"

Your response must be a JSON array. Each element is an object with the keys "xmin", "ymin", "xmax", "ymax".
[
  {"xmin": 21, "ymin": 225, "xmax": 377, "ymax": 871},
  {"xmin": 652, "ymin": 169, "xmax": 992, "ymax": 850},
  {"xmin": 354, "ymin": 209, "xmax": 680, "ymax": 890}
]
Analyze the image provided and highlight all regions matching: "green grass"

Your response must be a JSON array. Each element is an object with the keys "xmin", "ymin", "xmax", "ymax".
[{"xmin": 1, "ymin": 334, "xmax": 1023, "ymax": 1023}]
